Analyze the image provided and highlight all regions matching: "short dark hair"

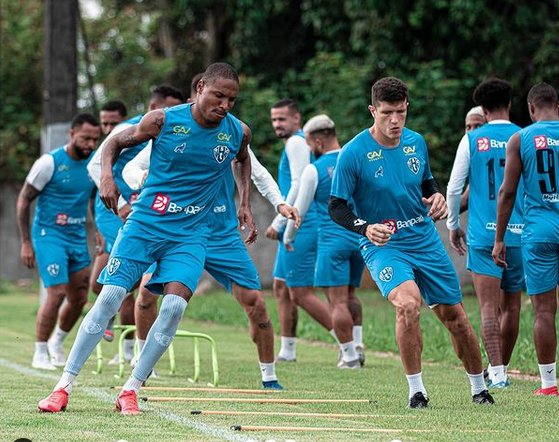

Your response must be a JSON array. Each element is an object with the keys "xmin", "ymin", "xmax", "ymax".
[
  {"xmin": 100, "ymin": 100, "xmax": 127, "ymax": 117},
  {"xmin": 371, "ymin": 77, "xmax": 408, "ymax": 106},
  {"xmin": 71, "ymin": 113, "xmax": 99, "ymax": 129},
  {"xmin": 527, "ymin": 83, "xmax": 558, "ymax": 109},
  {"xmin": 473, "ymin": 78, "xmax": 512, "ymax": 112},
  {"xmin": 190, "ymin": 73, "xmax": 204, "ymax": 98},
  {"xmin": 202, "ymin": 62, "xmax": 239, "ymax": 86},
  {"xmin": 151, "ymin": 85, "xmax": 185, "ymax": 104},
  {"xmin": 308, "ymin": 128, "xmax": 336, "ymax": 139},
  {"xmin": 272, "ymin": 98, "xmax": 299, "ymax": 114}
]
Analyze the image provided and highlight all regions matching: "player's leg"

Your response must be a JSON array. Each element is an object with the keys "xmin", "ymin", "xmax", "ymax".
[
  {"xmin": 89, "ymin": 252, "xmax": 108, "ymax": 296},
  {"xmin": 326, "ymin": 285, "xmax": 359, "ymax": 368},
  {"xmin": 348, "ymin": 251, "xmax": 366, "ymax": 364},
  {"xmin": 500, "ymin": 289, "xmax": 521, "ymax": 367},
  {"xmin": 135, "ymin": 273, "xmax": 159, "ymax": 354}
]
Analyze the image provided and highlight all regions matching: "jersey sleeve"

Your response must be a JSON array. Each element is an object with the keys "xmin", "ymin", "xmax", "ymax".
[
  {"xmin": 25, "ymin": 154, "xmax": 55, "ymax": 191},
  {"xmin": 122, "ymin": 142, "xmax": 152, "ymax": 190},
  {"xmin": 331, "ymin": 147, "xmax": 357, "ymax": 200},
  {"xmin": 283, "ymin": 164, "xmax": 318, "ymax": 245},
  {"xmin": 248, "ymin": 147, "xmax": 285, "ymax": 210},
  {"xmin": 446, "ymin": 133, "xmax": 471, "ymax": 230}
]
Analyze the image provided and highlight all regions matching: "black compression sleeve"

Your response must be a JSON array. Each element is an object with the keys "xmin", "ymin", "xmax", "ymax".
[
  {"xmin": 328, "ymin": 196, "xmax": 369, "ymax": 237},
  {"xmin": 421, "ymin": 178, "xmax": 441, "ymax": 198}
]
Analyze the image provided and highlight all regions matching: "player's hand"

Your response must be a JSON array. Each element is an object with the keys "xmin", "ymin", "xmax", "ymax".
[
  {"xmin": 100, "ymin": 175, "xmax": 120, "ymax": 215},
  {"xmin": 278, "ymin": 204, "xmax": 301, "ymax": 229},
  {"xmin": 265, "ymin": 225, "xmax": 279, "ymax": 240},
  {"xmin": 422, "ymin": 193, "xmax": 447, "ymax": 221},
  {"xmin": 21, "ymin": 240, "xmax": 35, "ymax": 269},
  {"xmin": 492, "ymin": 240, "xmax": 507, "ymax": 268},
  {"xmin": 449, "ymin": 228, "xmax": 467, "ymax": 256},
  {"xmin": 365, "ymin": 224, "xmax": 393, "ymax": 246},
  {"xmin": 238, "ymin": 205, "xmax": 258, "ymax": 244},
  {"xmin": 118, "ymin": 203, "xmax": 132, "ymax": 223},
  {"xmin": 94, "ymin": 231, "xmax": 105, "ymax": 256}
]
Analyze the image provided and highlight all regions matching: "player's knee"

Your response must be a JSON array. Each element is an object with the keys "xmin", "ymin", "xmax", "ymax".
[
  {"xmin": 395, "ymin": 299, "xmax": 420, "ymax": 325},
  {"xmin": 137, "ymin": 291, "xmax": 157, "ymax": 311}
]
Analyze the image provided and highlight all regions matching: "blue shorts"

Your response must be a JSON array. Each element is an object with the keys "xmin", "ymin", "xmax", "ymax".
[
  {"xmin": 522, "ymin": 242, "xmax": 559, "ymax": 295},
  {"xmin": 361, "ymin": 241, "xmax": 462, "ymax": 307},
  {"xmin": 33, "ymin": 234, "xmax": 90, "ymax": 287},
  {"xmin": 98, "ymin": 220, "xmax": 209, "ymax": 295},
  {"xmin": 315, "ymin": 248, "xmax": 364, "ymax": 288},
  {"xmin": 467, "ymin": 246, "xmax": 524, "ymax": 292},
  {"xmin": 273, "ymin": 230, "xmax": 317, "ymax": 288},
  {"xmin": 205, "ymin": 234, "xmax": 261, "ymax": 292}
]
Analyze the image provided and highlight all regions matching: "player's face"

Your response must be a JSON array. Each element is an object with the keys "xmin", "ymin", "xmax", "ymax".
[
  {"xmin": 369, "ymin": 100, "xmax": 408, "ymax": 141},
  {"xmin": 99, "ymin": 110, "xmax": 125, "ymax": 135},
  {"xmin": 196, "ymin": 78, "xmax": 239, "ymax": 124},
  {"xmin": 271, "ymin": 107, "xmax": 300, "ymax": 139},
  {"xmin": 305, "ymin": 133, "xmax": 323, "ymax": 158},
  {"xmin": 465, "ymin": 114, "xmax": 485, "ymax": 133},
  {"xmin": 70, "ymin": 123, "xmax": 101, "ymax": 159}
]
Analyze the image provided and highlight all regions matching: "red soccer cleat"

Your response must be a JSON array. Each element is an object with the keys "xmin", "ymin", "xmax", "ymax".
[
  {"xmin": 534, "ymin": 386, "xmax": 559, "ymax": 396},
  {"xmin": 116, "ymin": 390, "xmax": 141, "ymax": 415},
  {"xmin": 38, "ymin": 388, "xmax": 69, "ymax": 413}
]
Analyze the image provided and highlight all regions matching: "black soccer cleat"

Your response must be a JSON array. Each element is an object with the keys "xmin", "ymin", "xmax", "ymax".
[
  {"xmin": 407, "ymin": 391, "xmax": 429, "ymax": 409},
  {"xmin": 472, "ymin": 389, "xmax": 495, "ymax": 404}
]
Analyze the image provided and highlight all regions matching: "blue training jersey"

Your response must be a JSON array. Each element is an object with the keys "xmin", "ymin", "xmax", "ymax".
[
  {"xmin": 313, "ymin": 151, "xmax": 360, "ymax": 250},
  {"xmin": 467, "ymin": 122, "xmax": 524, "ymax": 247},
  {"xmin": 519, "ymin": 120, "xmax": 559, "ymax": 243},
  {"xmin": 209, "ymin": 166, "xmax": 239, "ymax": 238},
  {"xmin": 331, "ymin": 127, "xmax": 439, "ymax": 251},
  {"xmin": 94, "ymin": 114, "xmax": 147, "ymax": 227},
  {"xmin": 128, "ymin": 103, "xmax": 244, "ymax": 239},
  {"xmin": 32, "ymin": 146, "xmax": 94, "ymax": 241}
]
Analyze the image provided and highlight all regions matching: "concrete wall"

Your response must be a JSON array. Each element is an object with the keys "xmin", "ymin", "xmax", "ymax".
[{"xmin": 0, "ymin": 182, "xmax": 471, "ymax": 288}]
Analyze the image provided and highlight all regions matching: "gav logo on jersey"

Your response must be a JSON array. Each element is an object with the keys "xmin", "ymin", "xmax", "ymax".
[
  {"xmin": 379, "ymin": 266, "xmax": 393, "ymax": 282},
  {"xmin": 107, "ymin": 258, "xmax": 120, "ymax": 276},
  {"xmin": 213, "ymin": 145, "xmax": 230, "ymax": 163},
  {"xmin": 403, "ymin": 145, "xmax": 416, "ymax": 155},
  {"xmin": 477, "ymin": 137, "xmax": 490, "ymax": 152},
  {"xmin": 367, "ymin": 150, "xmax": 383, "ymax": 161},
  {"xmin": 217, "ymin": 132, "xmax": 232, "ymax": 143},
  {"xmin": 172, "ymin": 125, "xmax": 191, "ymax": 136},
  {"xmin": 407, "ymin": 157, "xmax": 421, "ymax": 174},
  {"xmin": 47, "ymin": 263, "xmax": 60, "ymax": 277}
]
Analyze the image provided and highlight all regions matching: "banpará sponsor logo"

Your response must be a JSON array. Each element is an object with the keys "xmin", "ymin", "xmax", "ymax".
[
  {"xmin": 383, "ymin": 215, "xmax": 425, "ymax": 232},
  {"xmin": 168, "ymin": 202, "xmax": 206, "ymax": 215},
  {"xmin": 477, "ymin": 137, "xmax": 490, "ymax": 151},
  {"xmin": 55, "ymin": 213, "xmax": 86, "ymax": 225},
  {"xmin": 543, "ymin": 194, "xmax": 559, "ymax": 202},
  {"xmin": 172, "ymin": 125, "xmax": 191, "ymax": 136},
  {"xmin": 478, "ymin": 138, "xmax": 506, "ymax": 150},
  {"xmin": 366, "ymin": 150, "xmax": 383, "ymax": 161},
  {"xmin": 485, "ymin": 222, "xmax": 524, "ymax": 234}
]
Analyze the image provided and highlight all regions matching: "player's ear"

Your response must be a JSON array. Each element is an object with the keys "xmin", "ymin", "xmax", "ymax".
[{"xmin": 368, "ymin": 105, "xmax": 376, "ymax": 118}]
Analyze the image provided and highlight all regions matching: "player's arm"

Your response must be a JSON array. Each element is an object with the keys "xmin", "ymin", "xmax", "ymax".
[
  {"xmin": 283, "ymin": 164, "xmax": 318, "ymax": 250},
  {"xmin": 233, "ymin": 123, "xmax": 257, "ymax": 244},
  {"xmin": 248, "ymin": 147, "xmax": 300, "ymax": 225},
  {"xmin": 100, "ymin": 110, "xmax": 164, "ymax": 214},
  {"xmin": 492, "ymin": 133, "xmax": 522, "ymax": 268}
]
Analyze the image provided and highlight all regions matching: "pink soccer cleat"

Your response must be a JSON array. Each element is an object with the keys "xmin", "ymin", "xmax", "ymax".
[
  {"xmin": 534, "ymin": 386, "xmax": 559, "ymax": 396},
  {"xmin": 116, "ymin": 390, "xmax": 141, "ymax": 415},
  {"xmin": 38, "ymin": 388, "xmax": 69, "ymax": 413}
]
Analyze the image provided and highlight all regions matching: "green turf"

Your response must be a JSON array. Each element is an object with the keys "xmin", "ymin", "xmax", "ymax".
[{"xmin": 0, "ymin": 282, "xmax": 554, "ymax": 442}]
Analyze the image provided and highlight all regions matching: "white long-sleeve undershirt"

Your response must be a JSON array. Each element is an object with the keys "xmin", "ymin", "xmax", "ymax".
[{"xmin": 283, "ymin": 163, "xmax": 318, "ymax": 245}]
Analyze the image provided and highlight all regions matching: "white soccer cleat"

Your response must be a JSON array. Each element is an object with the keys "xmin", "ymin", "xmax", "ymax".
[
  {"xmin": 32, "ymin": 352, "xmax": 57, "ymax": 371},
  {"xmin": 47, "ymin": 340, "xmax": 66, "ymax": 367}
]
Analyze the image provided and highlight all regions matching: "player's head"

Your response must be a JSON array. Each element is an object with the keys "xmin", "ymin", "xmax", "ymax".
[
  {"xmin": 369, "ymin": 77, "xmax": 409, "ymax": 141},
  {"xmin": 195, "ymin": 62, "xmax": 239, "ymax": 124},
  {"xmin": 472, "ymin": 77, "xmax": 512, "ymax": 116},
  {"xmin": 69, "ymin": 113, "xmax": 101, "ymax": 159},
  {"xmin": 189, "ymin": 73, "xmax": 204, "ymax": 103},
  {"xmin": 303, "ymin": 114, "xmax": 336, "ymax": 158},
  {"xmin": 464, "ymin": 106, "xmax": 486, "ymax": 133},
  {"xmin": 270, "ymin": 98, "xmax": 301, "ymax": 140},
  {"xmin": 149, "ymin": 85, "xmax": 185, "ymax": 110},
  {"xmin": 99, "ymin": 100, "xmax": 127, "ymax": 135},
  {"xmin": 527, "ymin": 82, "xmax": 559, "ymax": 122}
]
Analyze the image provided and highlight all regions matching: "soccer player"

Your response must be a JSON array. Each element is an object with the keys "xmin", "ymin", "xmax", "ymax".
[
  {"xmin": 122, "ymin": 75, "xmax": 299, "ymax": 389},
  {"xmin": 99, "ymin": 101, "xmax": 128, "ymax": 136},
  {"xmin": 88, "ymin": 86, "xmax": 184, "ymax": 362},
  {"xmin": 493, "ymin": 82, "xmax": 559, "ymax": 396},
  {"xmin": 266, "ymin": 99, "xmax": 334, "ymax": 362},
  {"xmin": 17, "ymin": 114, "xmax": 101, "ymax": 370},
  {"xmin": 447, "ymin": 78, "xmax": 524, "ymax": 388},
  {"xmin": 38, "ymin": 63, "xmax": 258, "ymax": 415},
  {"xmin": 329, "ymin": 77, "xmax": 493, "ymax": 408},
  {"xmin": 283, "ymin": 114, "xmax": 365, "ymax": 368}
]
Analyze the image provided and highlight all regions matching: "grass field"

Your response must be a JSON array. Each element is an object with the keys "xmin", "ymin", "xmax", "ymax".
[{"xmin": 0, "ymin": 281, "xmax": 555, "ymax": 442}]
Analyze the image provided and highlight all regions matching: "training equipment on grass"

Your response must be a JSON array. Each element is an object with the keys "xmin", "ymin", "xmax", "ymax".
[
  {"xmin": 114, "ymin": 386, "xmax": 279, "ymax": 394},
  {"xmin": 141, "ymin": 396, "xmax": 373, "ymax": 404},
  {"xmin": 191, "ymin": 410, "xmax": 413, "ymax": 418},
  {"xmin": 231, "ymin": 425, "xmax": 404, "ymax": 433},
  {"xmin": 95, "ymin": 325, "xmax": 219, "ymax": 385}
]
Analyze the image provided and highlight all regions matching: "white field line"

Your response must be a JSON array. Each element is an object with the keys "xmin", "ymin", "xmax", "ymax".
[{"xmin": 0, "ymin": 357, "xmax": 258, "ymax": 442}]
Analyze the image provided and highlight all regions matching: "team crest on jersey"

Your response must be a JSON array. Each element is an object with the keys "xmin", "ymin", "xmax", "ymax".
[
  {"xmin": 477, "ymin": 137, "xmax": 490, "ymax": 151},
  {"xmin": 379, "ymin": 266, "xmax": 393, "ymax": 282},
  {"xmin": 407, "ymin": 157, "xmax": 421, "ymax": 174},
  {"xmin": 174, "ymin": 142, "xmax": 186, "ymax": 154},
  {"xmin": 47, "ymin": 263, "xmax": 59, "ymax": 277},
  {"xmin": 107, "ymin": 258, "xmax": 121, "ymax": 276},
  {"xmin": 213, "ymin": 145, "xmax": 230, "ymax": 163},
  {"xmin": 374, "ymin": 166, "xmax": 384, "ymax": 178},
  {"xmin": 534, "ymin": 135, "xmax": 547, "ymax": 149}
]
